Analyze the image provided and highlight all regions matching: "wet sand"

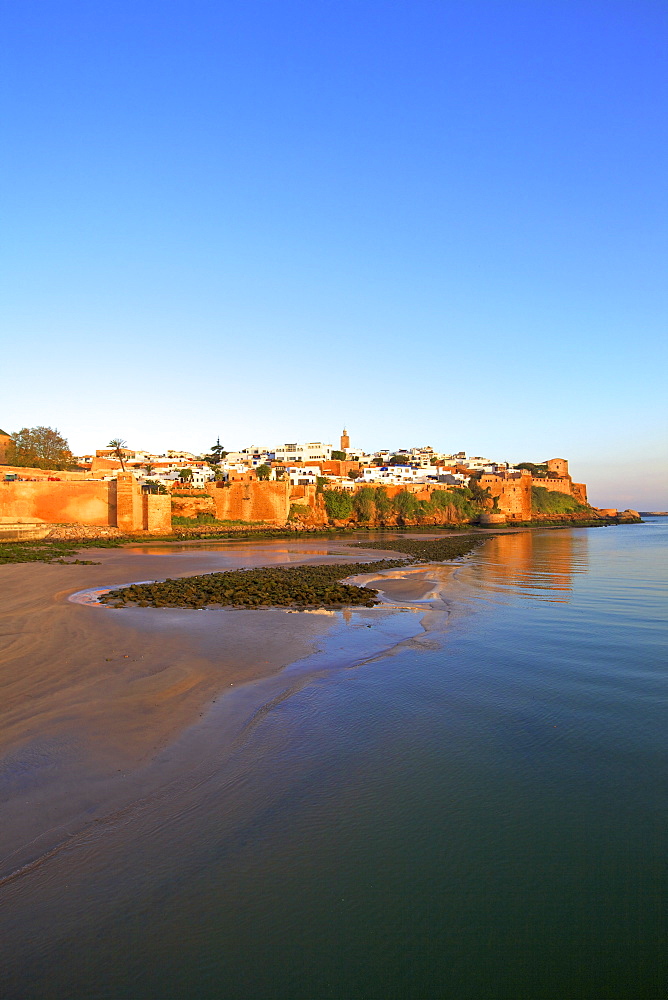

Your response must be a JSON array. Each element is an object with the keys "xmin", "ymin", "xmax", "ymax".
[{"xmin": 1, "ymin": 537, "xmax": 461, "ymax": 877}]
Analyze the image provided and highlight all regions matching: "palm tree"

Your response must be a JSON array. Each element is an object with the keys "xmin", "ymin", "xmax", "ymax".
[
  {"xmin": 144, "ymin": 462, "xmax": 155, "ymax": 476},
  {"xmin": 108, "ymin": 438, "xmax": 127, "ymax": 471}
]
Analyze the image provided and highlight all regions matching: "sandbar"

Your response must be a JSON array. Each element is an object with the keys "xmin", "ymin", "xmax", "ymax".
[{"xmin": 0, "ymin": 537, "xmax": 453, "ymax": 877}]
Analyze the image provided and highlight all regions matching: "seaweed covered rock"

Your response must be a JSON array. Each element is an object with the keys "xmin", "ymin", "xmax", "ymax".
[
  {"xmin": 99, "ymin": 559, "xmax": 409, "ymax": 610},
  {"xmin": 354, "ymin": 535, "xmax": 483, "ymax": 562}
]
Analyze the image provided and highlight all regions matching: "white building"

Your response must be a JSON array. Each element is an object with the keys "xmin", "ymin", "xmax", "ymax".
[
  {"xmin": 159, "ymin": 467, "xmax": 214, "ymax": 487},
  {"xmin": 274, "ymin": 442, "xmax": 333, "ymax": 463},
  {"xmin": 362, "ymin": 465, "xmax": 428, "ymax": 485},
  {"xmin": 284, "ymin": 465, "xmax": 319, "ymax": 486},
  {"xmin": 460, "ymin": 456, "xmax": 494, "ymax": 470},
  {"xmin": 224, "ymin": 446, "xmax": 274, "ymax": 467}
]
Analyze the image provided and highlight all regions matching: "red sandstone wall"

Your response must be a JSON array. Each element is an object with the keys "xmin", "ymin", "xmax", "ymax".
[
  {"xmin": 320, "ymin": 460, "xmax": 360, "ymax": 477},
  {"xmin": 207, "ymin": 481, "xmax": 290, "ymax": 524},
  {"xmin": 90, "ymin": 457, "xmax": 123, "ymax": 472},
  {"xmin": 547, "ymin": 458, "xmax": 569, "ymax": 477},
  {"xmin": 479, "ymin": 473, "xmax": 533, "ymax": 520},
  {"xmin": 171, "ymin": 494, "xmax": 216, "ymax": 518},
  {"xmin": 143, "ymin": 493, "xmax": 172, "ymax": 533},
  {"xmin": 571, "ymin": 482, "xmax": 588, "ymax": 504},
  {"xmin": 289, "ymin": 484, "xmax": 328, "ymax": 525},
  {"xmin": 0, "ymin": 473, "xmax": 172, "ymax": 533},
  {"xmin": 0, "ymin": 481, "xmax": 116, "ymax": 525},
  {"xmin": 531, "ymin": 476, "xmax": 573, "ymax": 497},
  {"xmin": 0, "ymin": 464, "xmax": 90, "ymax": 480},
  {"xmin": 115, "ymin": 475, "xmax": 143, "ymax": 533}
]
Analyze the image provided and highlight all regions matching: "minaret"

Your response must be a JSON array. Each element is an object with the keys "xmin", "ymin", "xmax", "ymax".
[{"xmin": 340, "ymin": 427, "xmax": 350, "ymax": 451}]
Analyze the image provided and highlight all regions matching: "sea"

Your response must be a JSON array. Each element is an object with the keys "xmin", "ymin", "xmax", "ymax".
[{"xmin": 0, "ymin": 518, "xmax": 665, "ymax": 999}]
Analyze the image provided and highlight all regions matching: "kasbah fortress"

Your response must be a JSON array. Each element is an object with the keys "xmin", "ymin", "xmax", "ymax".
[{"xmin": 0, "ymin": 425, "xmax": 631, "ymax": 539}]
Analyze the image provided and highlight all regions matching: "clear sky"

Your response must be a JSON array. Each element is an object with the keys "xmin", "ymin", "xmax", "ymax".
[{"xmin": 1, "ymin": 0, "xmax": 666, "ymax": 508}]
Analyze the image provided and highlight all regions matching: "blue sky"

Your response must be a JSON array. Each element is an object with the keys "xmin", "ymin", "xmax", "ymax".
[{"xmin": 1, "ymin": 0, "xmax": 666, "ymax": 507}]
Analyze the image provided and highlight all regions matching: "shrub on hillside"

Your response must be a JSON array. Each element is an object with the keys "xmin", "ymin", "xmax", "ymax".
[
  {"xmin": 531, "ymin": 486, "xmax": 589, "ymax": 515},
  {"xmin": 323, "ymin": 489, "xmax": 354, "ymax": 520}
]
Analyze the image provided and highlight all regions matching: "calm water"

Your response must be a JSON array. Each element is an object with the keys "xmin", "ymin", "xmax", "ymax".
[{"xmin": 1, "ymin": 521, "xmax": 666, "ymax": 999}]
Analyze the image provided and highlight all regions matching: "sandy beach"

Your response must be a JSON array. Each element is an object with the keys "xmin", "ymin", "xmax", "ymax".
[{"xmin": 0, "ymin": 536, "xmax": 455, "ymax": 879}]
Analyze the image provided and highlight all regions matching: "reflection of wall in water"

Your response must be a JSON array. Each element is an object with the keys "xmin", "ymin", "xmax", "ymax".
[{"xmin": 476, "ymin": 530, "xmax": 589, "ymax": 602}]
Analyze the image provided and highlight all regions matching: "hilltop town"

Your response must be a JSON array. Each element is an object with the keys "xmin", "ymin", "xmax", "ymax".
[{"xmin": 0, "ymin": 426, "xmax": 639, "ymax": 539}]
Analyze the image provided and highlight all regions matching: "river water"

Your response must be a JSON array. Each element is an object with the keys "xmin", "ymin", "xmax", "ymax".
[{"xmin": 0, "ymin": 520, "xmax": 665, "ymax": 999}]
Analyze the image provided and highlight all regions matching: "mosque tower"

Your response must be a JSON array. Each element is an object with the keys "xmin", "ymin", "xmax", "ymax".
[{"xmin": 340, "ymin": 427, "xmax": 350, "ymax": 451}]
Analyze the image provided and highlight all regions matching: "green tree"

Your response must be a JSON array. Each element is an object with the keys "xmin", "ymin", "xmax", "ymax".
[
  {"xmin": 353, "ymin": 487, "xmax": 376, "ymax": 522},
  {"xmin": 144, "ymin": 479, "xmax": 168, "ymax": 494},
  {"xmin": 517, "ymin": 462, "xmax": 548, "ymax": 477},
  {"xmin": 394, "ymin": 489, "xmax": 420, "ymax": 521},
  {"xmin": 330, "ymin": 450, "xmax": 346, "ymax": 461},
  {"xmin": 179, "ymin": 468, "xmax": 194, "ymax": 482},
  {"xmin": 144, "ymin": 462, "xmax": 155, "ymax": 476},
  {"xmin": 429, "ymin": 488, "xmax": 478, "ymax": 521},
  {"xmin": 256, "ymin": 464, "xmax": 272, "ymax": 481},
  {"xmin": 108, "ymin": 438, "xmax": 127, "ymax": 471},
  {"xmin": 373, "ymin": 486, "xmax": 395, "ymax": 520},
  {"xmin": 348, "ymin": 468, "xmax": 362, "ymax": 480},
  {"xmin": 467, "ymin": 474, "xmax": 492, "ymax": 509},
  {"xmin": 206, "ymin": 437, "xmax": 228, "ymax": 465},
  {"xmin": 323, "ymin": 489, "xmax": 354, "ymax": 520},
  {"xmin": 7, "ymin": 426, "xmax": 74, "ymax": 470}
]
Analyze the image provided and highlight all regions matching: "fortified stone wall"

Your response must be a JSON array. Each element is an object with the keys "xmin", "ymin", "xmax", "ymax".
[
  {"xmin": 0, "ymin": 464, "xmax": 90, "ymax": 480},
  {"xmin": 171, "ymin": 493, "xmax": 216, "ymax": 519},
  {"xmin": 0, "ymin": 474, "xmax": 172, "ymax": 533},
  {"xmin": 115, "ymin": 474, "xmax": 143, "ymax": 533},
  {"xmin": 90, "ymin": 457, "xmax": 123, "ymax": 472},
  {"xmin": 571, "ymin": 482, "xmax": 588, "ymax": 504},
  {"xmin": 530, "ymin": 476, "xmax": 587, "ymax": 504},
  {"xmin": 531, "ymin": 476, "xmax": 572, "ymax": 497},
  {"xmin": 142, "ymin": 493, "xmax": 172, "ymax": 533},
  {"xmin": 479, "ymin": 471, "xmax": 533, "ymax": 521},
  {"xmin": 289, "ymin": 484, "xmax": 328, "ymax": 525},
  {"xmin": 547, "ymin": 458, "xmax": 569, "ymax": 477},
  {"xmin": 0, "ymin": 480, "xmax": 117, "ymax": 526},
  {"xmin": 206, "ymin": 481, "xmax": 291, "ymax": 525}
]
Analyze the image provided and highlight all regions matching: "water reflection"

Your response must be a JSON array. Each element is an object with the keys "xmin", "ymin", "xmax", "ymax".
[
  {"xmin": 463, "ymin": 529, "xmax": 589, "ymax": 603},
  {"xmin": 126, "ymin": 544, "xmax": 334, "ymax": 559}
]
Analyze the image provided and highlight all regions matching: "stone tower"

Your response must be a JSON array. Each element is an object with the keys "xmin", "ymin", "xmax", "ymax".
[
  {"xmin": 547, "ymin": 458, "xmax": 569, "ymax": 478},
  {"xmin": 340, "ymin": 428, "xmax": 350, "ymax": 451}
]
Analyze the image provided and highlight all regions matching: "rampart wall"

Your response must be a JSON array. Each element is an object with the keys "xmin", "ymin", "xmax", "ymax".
[
  {"xmin": 0, "ymin": 473, "xmax": 172, "ymax": 533},
  {"xmin": 171, "ymin": 493, "xmax": 216, "ymax": 519},
  {"xmin": 142, "ymin": 493, "xmax": 172, "ymax": 533},
  {"xmin": 479, "ymin": 472, "xmax": 533, "ymax": 521},
  {"xmin": 571, "ymin": 482, "xmax": 587, "ymax": 504},
  {"xmin": 530, "ymin": 476, "xmax": 588, "ymax": 504},
  {"xmin": 206, "ymin": 481, "xmax": 291, "ymax": 525},
  {"xmin": 0, "ymin": 480, "xmax": 117, "ymax": 526},
  {"xmin": 532, "ymin": 476, "xmax": 571, "ymax": 496},
  {"xmin": 0, "ymin": 464, "xmax": 90, "ymax": 480},
  {"xmin": 289, "ymin": 484, "xmax": 328, "ymax": 525}
]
